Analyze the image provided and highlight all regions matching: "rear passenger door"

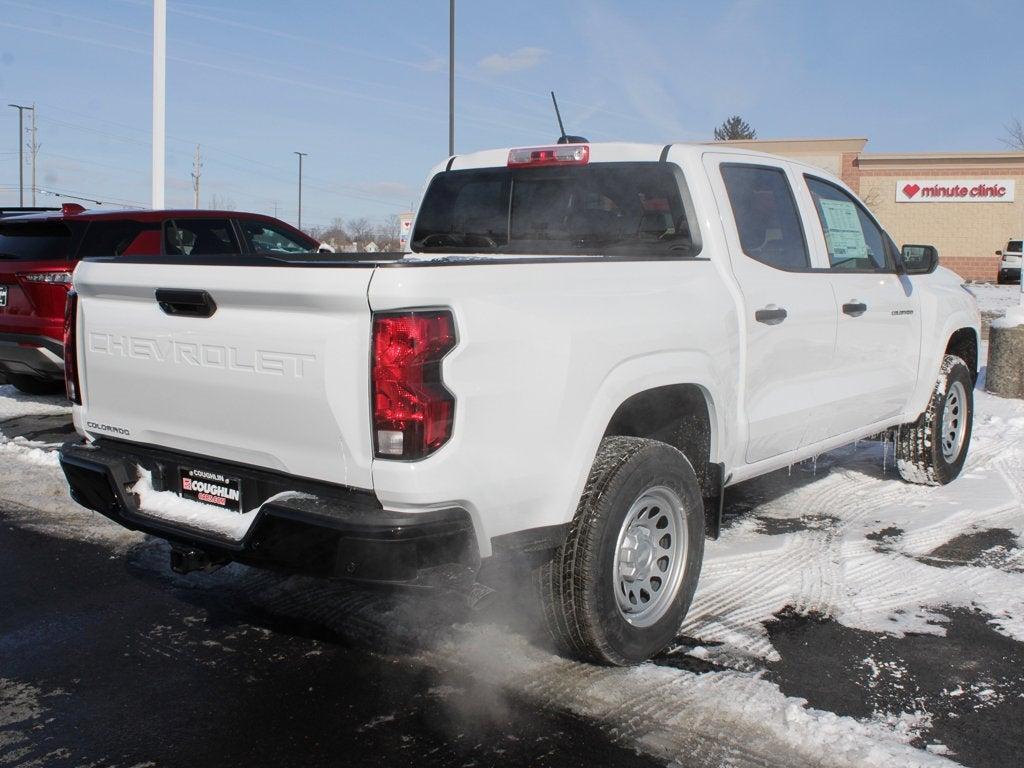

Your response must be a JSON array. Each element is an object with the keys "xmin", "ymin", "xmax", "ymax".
[
  {"xmin": 704, "ymin": 154, "xmax": 838, "ymax": 464},
  {"xmin": 799, "ymin": 175, "xmax": 921, "ymax": 438}
]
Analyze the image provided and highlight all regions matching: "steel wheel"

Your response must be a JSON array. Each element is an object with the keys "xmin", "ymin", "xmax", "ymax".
[
  {"xmin": 613, "ymin": 485, "xmax": 688, "ymax": 628},
  {"xmin": 941, "ymin": 380, "xmax": 967, "ymax": 462}
]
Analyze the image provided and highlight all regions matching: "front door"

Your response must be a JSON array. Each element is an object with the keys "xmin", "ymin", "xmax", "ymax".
[{"xmin": 799, "ymin": 174, "xmax": 921, "ymax": 440}]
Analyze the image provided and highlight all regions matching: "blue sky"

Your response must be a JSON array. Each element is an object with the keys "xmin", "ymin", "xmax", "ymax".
[{"xmin": 0, "ymin": 0, "xmax": 1021, "ymax": 228}]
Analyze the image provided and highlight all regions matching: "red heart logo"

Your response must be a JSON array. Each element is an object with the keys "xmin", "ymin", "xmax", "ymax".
[{"xmin": 902, "ymin": 183, "xmax": 920, "ymax": 198}]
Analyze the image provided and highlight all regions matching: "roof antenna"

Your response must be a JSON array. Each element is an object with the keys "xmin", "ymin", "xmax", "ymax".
[{"xmin": 550, "ymin": 91, "xmax": 588, "ymax": 144}]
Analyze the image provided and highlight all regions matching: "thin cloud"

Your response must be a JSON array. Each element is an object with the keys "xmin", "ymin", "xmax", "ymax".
[{"xmin": 477, "ymin": 47, "xmax": 546, "ymax": 74}]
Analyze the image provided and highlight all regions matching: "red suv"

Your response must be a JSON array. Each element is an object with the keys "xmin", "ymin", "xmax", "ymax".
[{"xmin": 0, "ymin": 205, "xmax": 323, "ymax": 394}]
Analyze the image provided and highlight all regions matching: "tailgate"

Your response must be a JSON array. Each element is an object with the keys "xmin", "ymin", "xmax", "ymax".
[{"xmin": 73, "ymin": 260, "xmax": 377, "ymax": 489}]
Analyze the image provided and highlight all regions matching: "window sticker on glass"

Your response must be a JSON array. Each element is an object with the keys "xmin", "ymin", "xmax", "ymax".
[{"xmin": 819, "ymin": 199, "xmax": 867, "ymax": 260}]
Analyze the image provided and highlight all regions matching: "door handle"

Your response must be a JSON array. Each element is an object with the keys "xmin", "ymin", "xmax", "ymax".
[
  {"xmin": 754, "ymin": 305, "xmax": 788, "ymax": 325},
  {"xmin": 155, "ymin": 288, "xmax": 217, "ymax": 318},
  {"xmin": 842, "ymin": 301, "xmax": 867, "ymax": 317}
]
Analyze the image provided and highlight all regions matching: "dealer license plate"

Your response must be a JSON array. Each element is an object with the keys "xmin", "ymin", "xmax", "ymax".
[
  {"xmin": 179, "ymin": 467, "xmax": 243, "ymax": 513},
  {"xmin": 0, "ymin": 285, "xmax": 7, "ymax": 308}
]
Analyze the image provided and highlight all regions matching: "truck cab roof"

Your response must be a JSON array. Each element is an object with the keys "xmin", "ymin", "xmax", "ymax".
[{"xmin": 442, "ymin": 141, "xmax": 795, "ymax": 173}]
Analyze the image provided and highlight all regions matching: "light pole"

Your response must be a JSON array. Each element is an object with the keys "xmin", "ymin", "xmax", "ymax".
[
  {"xmin": 448, "ymin": 0, "xmax": 455, "ymax": 156},
  {"xmin": 152, "ymin": 0, "xmax": 166, "ymax": 208},
  {"xmin": 294, "ymin": 151, "xmax": 307, "ymax": 230},
  {"xmin": 8, "ymin": 103, "xmax": 32, "ymax": 206}
]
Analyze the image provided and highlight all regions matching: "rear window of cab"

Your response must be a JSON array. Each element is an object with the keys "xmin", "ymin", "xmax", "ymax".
[{"xmin": 412, "ymin": 162, "xmax": 701, "ymax": 257}]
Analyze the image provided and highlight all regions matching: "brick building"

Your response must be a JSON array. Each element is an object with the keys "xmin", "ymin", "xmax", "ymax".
[{"xmin": 719, "ymin": 138, "xmax": 1024, "ymax": 282}]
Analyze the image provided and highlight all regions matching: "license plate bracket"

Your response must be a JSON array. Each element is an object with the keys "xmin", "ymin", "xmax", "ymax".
[{"xmin": 179, "ymin": 467, "xmax": 243, "ymax": 513}]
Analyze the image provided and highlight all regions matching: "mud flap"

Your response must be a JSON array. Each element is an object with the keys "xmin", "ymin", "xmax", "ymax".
[{"xmin": 703, "ymin": 462, "xmax": 725, "ymax": 539}]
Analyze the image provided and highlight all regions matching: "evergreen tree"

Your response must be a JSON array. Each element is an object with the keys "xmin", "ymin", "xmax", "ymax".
[{"xmin": 714, "ymin": 116, "xmax": 757, "ymax": 141}]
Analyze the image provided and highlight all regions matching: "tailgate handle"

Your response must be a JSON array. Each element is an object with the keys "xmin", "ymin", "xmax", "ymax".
[{"xmin": 155, "ymin": 289, "xmax": 217, "ymax": 318}]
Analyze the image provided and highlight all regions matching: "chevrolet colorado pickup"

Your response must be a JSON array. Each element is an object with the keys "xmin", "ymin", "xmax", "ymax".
[{"xmin": 59, "ymin": 142, "xmax": 980, "ymax": 665}]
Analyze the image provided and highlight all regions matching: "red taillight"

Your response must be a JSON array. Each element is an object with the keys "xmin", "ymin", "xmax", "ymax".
[
  {"xmin": 507, "ymin": 144, "xmax": 589, "ymax": 168},
  {"xmin": 372, "ymin": 310, "xmax": 456, "ymax": 460},
  {"xmin": 63, "ymin": 290, "xmax": 81, "ymax": 404}
]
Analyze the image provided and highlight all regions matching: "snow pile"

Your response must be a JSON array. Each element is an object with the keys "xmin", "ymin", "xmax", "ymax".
[
  {"xmin": 0, "ymin": 437, "xmax": 61, "ymax": 467},
  {"xmin": 0, "ymin": 384, "xmax": 70, "ymax": 420},
  {"xmin": 991, "ymin": 304, "xmax": 1024, "ymax": 329}
]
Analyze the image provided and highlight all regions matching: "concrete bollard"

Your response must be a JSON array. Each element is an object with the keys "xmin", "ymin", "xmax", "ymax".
[{"xmin": 986, "ymin": 306, "xmax": 1024, "ymax": 399}]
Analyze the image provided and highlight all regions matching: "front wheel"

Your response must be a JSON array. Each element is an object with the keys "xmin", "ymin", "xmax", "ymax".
[
  {"xmin": 535, "ymin": 437, "xmax": 704, "ymax": 665},
  {"xmin": 895, "ymin": 354, "xmax": 973, "ymax": 486}
]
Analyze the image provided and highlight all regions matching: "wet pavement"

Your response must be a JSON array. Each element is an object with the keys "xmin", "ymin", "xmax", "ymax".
[
  {"xmin": 3, "ymin": 404, "xmax": 1024, "ymax": 767},
  {"xmin": 0, "ymin": 520, "xmax": 660, "ymax": 768}
]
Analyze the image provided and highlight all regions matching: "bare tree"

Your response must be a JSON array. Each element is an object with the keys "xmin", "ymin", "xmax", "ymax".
[
  {"xmin": 373, "ymin": 214, "xmax": 401, "ymax": 251},
  {"xmin": 714, "ymin": 116, "xmax": 757, "ymax": 141},
  {"xmin": 308, "ymin": 215, "xmax": 401, "ymax": 252},
  {"xmin": 346, "ymin": 217, "xmax": 376, "ymax": 249},
  {"xmin": 1001, "ymin": 117, "xmax": 1024, "ymax": 150},
  {"xmin": 309, "ymin": 217, "xmax": 349, "ymax": 247}
]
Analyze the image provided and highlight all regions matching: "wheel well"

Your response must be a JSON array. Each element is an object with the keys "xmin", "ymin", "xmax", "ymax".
[
  {"xmin": 946, "ymin": 328, "xmax": 978, "ymax": 384},
  {"xmin": 604, "ymin": 385, "xmax": 715, "ymax": 497}
]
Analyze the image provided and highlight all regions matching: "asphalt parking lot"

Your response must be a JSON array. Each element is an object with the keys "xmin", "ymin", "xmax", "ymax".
[{"xmin": 2, "ymin": 386, "xmax": 1024, "ymax": 768}]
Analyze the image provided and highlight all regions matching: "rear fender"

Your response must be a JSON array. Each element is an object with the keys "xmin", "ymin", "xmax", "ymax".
[{"xmin": 561, "ymin": 350, "xmax": 726, "ymax": 526}]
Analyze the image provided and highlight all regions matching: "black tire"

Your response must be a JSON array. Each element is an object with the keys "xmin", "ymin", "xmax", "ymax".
[
  {"xmin": 895, "ymin": 354, "xmax": 973, "ymax": 486},
  {"xmin": 535, "ymin": 437, "xmax": 704, "ymax": 665},
  {"xmin": 7, "ymin": 374, "xmax": 65, "ymax": 396}
]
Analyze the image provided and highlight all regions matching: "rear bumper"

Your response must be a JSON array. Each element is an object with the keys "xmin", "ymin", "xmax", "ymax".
[
  {"xmin": 0, "ymin": 333, "xmax": 64, "ymax": 381},
  {"xmin": 59, "ymin": 439, "xmax": 479, "ymax": 583}
]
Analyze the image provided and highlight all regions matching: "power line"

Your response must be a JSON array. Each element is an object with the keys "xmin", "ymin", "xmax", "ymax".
[{"xmin": 34, "ymin": 186, "xmax": 146, "ymax": 208}]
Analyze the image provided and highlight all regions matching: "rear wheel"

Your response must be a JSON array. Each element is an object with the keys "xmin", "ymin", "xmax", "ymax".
[
  {"xmin": 7, "ymin": 374, "xmax": 65, "ymax": 396},
  {"xmin": 535, "ymin": 437, "xmax": 704, "ymax": 665},
  {"xmin": 895, "ymin": 354, "xmax": 973, "ymax": 486}
]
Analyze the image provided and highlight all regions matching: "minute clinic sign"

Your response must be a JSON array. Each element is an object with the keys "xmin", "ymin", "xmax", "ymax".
[{"xmin": 896, "ymin": 179, "xmax": 1015, "ymax": 203}]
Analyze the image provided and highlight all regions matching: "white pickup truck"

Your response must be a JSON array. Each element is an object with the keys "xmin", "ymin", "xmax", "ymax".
[{"xmin": 59, "ymin": 142, "xmax": 980, "ymax": 665}]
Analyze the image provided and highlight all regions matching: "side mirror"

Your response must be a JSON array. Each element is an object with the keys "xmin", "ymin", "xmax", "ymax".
[
  {"xmin": 901, "ymin": 244, "xmax": 939, "ymax": 275},
  {"xmin": 996, "ymin": 250, "xmax": 1003, "ymax": 256}
]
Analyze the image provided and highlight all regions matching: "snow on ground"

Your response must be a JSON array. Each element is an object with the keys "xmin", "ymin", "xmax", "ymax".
[
  {"xmin": 965, "ymin": 282, "xmax": 1022, "ymax": 316},
  {"xmin": 0, "ymin": 390, "xmax": 139, "ymax": 549},
  {"xmin": 2, "ymin": 378, "xmax": 1023, "ymax": 767},
  {"xmin": 0, "ymin": 384, "xmax": 69, "ymax": 420},
  {"xmin": 683, "ymin": 383, "xmax": 1024, "ymax": 663}
]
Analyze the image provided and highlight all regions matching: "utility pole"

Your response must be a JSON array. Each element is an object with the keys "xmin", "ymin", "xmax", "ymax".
[
  {"xmin": 294, "ymin": 151, "xmax": 307, "ymax": 230},
  {"xmin": 448, "ymin": 0, "xmax": 455, "ymax": 156},
  {"xmin": 152, "ymin": 0, "xmax": 166, "ymax": 208},
  {"xmin": 29, "ymin": 103, "xmax": 39, "ymax": 206},
  {"xmin": 7, "ymin": 103, "xmax": 32, "ymax": 206},
  {"xmin": 191, "ymin": 144, "xmax": 202, "ymax": 208}
]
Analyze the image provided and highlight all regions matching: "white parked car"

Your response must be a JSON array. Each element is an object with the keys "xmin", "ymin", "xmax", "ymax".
[
  {"xmin": 997, "ymin": 238, "xmax": 1022, "ymax": 284},
  {"xmin": 60, "ymin": 142, "xmax": 980, "ymax": 664}
]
